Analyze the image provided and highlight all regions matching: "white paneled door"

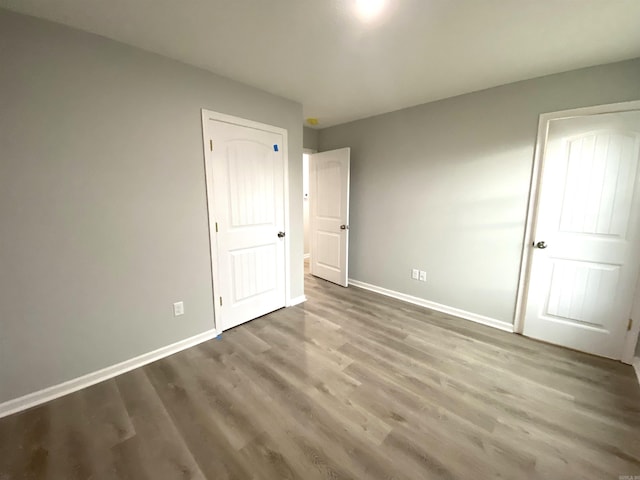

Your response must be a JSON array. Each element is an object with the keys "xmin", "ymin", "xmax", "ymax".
[
  {"xmin": 310, "ymin": 148, "xmax": 350, "ymax": 287},
  {"xmin": 204, "ymin": 114, "xmax": 287, "ymax": 331},
  {"xmin": 523, "ymin": 110, "xmax": 640, "ymax": 359}
]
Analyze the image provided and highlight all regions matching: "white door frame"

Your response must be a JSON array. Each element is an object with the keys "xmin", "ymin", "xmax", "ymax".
[
  {"xmin": 513, "ymin": 100, "xmax": 640, "ymax": 364},
  {"xmin": 201, "ymin": 109, "xmax": 291, "ymax": 333},
  {"xmin": 303, "ymin": 148, "xmax": 316, "ymax": 261}
]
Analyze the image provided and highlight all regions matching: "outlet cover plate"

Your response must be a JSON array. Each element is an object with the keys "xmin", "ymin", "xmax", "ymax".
[{"xmin": 173, "ymin": 301, "xmax": 184, "ymax": 316}]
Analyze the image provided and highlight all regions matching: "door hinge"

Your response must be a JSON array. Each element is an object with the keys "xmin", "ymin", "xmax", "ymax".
[
  {"xmin": 210, "ymin": 139, "xmax": 213, "ymax": 151},
  {"xmin": 628, "ymin": 318, "xmax": 633, "ymax": 331},
  {"xmin": 215, "ymin": 222, "xmax": 218, "ymax": 233},
  {"xmin": 219, "ymin": 297, "xmax": 223, "ymax": 307}
]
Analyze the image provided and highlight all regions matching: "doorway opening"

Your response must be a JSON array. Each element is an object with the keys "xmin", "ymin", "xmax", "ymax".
[{"xmin": 303, "ymin": 149, "xmax": 314, "ymax": 267}]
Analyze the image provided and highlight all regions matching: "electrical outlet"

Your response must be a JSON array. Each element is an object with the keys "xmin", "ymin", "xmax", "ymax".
[
  {"xmin": 173, "ymin": 301, "xmax": 184, "ymax": 316},
  {"xmin": 419, "ymin": 271, "xmax": 427, "ymax": 282},
  {"xmin": 411, "ymin": 269, "xmax": 419, "ymax": 280}
]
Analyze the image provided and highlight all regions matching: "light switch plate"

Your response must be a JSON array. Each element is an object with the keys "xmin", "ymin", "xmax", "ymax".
[
  {"xmin": 173, "ymin": 301, "xmax": 184, "ymax": 316},
  {"xmin": 412, "ymin": 269, "xmax": 419, "ymax": 280},
  {"xmin": 419, "ymin": 271, "xmax": 427, "ymax": 282}
]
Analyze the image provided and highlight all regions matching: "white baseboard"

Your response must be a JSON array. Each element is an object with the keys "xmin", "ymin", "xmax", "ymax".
[
  {"xmin": 289, "ymin": 295, "xmax": 307, "ymax": 307},
  {"xmin": 633, "ymin": 357, "xmax": 640, "ymax": 386},
  {"xmin": 0, "ymin": 328, "xmax": 219, "ymax": 419},
  {"xmin": 348, "ymin": 279, "xmax": 514, "ymax": 333}
]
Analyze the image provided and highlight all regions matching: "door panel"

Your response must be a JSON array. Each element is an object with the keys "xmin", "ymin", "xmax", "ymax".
[
  {"xmin": 316, "ymin": 231, "xmax": 342, "ymax": 270},
  {"xmin": 316, "ymin": 160, "xmax": 343, "ymax": 217},
  {"xmin": 523, "ymin": 110, "xmax": 640, "ymax": 359},
  {"xmin": 230, "ymin": 244, "xmax": 277, "ymax": 303},
  {"xmin": 227, "ymin": 142, "xmax": 276, "ymax": 227},
  {"xmin": 206, "ymin": 118, "xmax": 286, "ymax": 331},
  {"xmin": 545, "ymin": 260, "xmax": 618, "ymax": 327},
  {"xmin": 310, "ymin": 148, "xmax": 350, "ymax": 287},
  {"xmin": 559, "ymin": 132, "xmax": 638, "ymax": 236}
]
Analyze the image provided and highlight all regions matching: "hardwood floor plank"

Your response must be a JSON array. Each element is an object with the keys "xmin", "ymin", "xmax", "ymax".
[
  {"xmin": 45, "ymin": 392, "xmax": 119, "ymax": 480},
  {"xmin": 0, "ymin": 405, "xmax": 51, "ymax": 479},
  {"xmin": 236, "ymin": 432, "xmax": 300, "ymax": 480},
  {"xmin": 142, "ymin": 360, "xmax": 253, "ymax": 480},
  {"xmin": 1, "ymin": 268, "xmax": 639, "ymax": 479},
  {"xmin": 81, "ymin": 380, "xmax": 136, "ymax": 449},
  {"xmin": 189, "ymin": 349, "xmax": 357, "ymax": 480},
  {"xmin": 340, "ymin": 342, "xmax": 498, "ymax": 432},
  {"xmin": 231, "ymin": 350, "xmax": 414, "ymax": 480},
  {"xmin": 115, "ymin": 369, "xmax": 206, "ymax": 480}
]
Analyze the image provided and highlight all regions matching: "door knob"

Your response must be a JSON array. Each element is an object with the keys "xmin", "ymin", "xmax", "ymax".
[
  {"xmin": 535, "ymin": 241, "xmax": 547, "ymax": 249},
  {"xmin": 340, "ymin": 225, "xmax": 348, "ymax": 230},
  {"xmin": 277, "ymin": 231, "xmax": 285, "ymax": 238}
]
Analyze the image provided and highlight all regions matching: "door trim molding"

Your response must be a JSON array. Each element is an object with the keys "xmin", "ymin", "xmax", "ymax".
[
  {"xmin": 513, "ymin": 100, "xmax": 640, "ymax": 363},
  {"xmin": 288, "ymin": 295, "xmax": 307, "ymax": 306},
  {"xmin": 201, "ymin": 110, "xmax": 291, "ymax": 331},
  {"xmin": 633, "ymin": 357, "xmax": 640, "ymax": 386}
]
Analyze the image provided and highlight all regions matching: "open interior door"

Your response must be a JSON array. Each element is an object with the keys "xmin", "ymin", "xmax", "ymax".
[
  {"xmin": 523, "ymin": 109, "xmax": 640, "ymax": 359},
  {"xmin": 310, "ymin": 148, "xmax": 350, "ymax": 287}
]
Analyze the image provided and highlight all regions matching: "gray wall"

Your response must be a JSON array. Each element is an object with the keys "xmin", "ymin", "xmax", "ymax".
[
  {"xmin": 319, "ymin": 59, "xmax": 640, "ymax": 325},
  {"xmin": 0, "ymin": 9, "xmax": 303, "ymax": 403},
  {"xmin": 303, "ymin": 127, "xmax": 319, "ymax": 151}
]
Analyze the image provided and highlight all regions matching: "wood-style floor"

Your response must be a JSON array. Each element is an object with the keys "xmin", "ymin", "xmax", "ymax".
[{"xmin": 1, "ymin": 270, "xmax": 640, "ymax": 479}]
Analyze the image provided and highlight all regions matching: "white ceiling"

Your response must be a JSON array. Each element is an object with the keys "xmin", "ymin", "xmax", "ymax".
[{"xmin": 2, "ymin": 0, "xmax": 640, "ymax": 127}]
